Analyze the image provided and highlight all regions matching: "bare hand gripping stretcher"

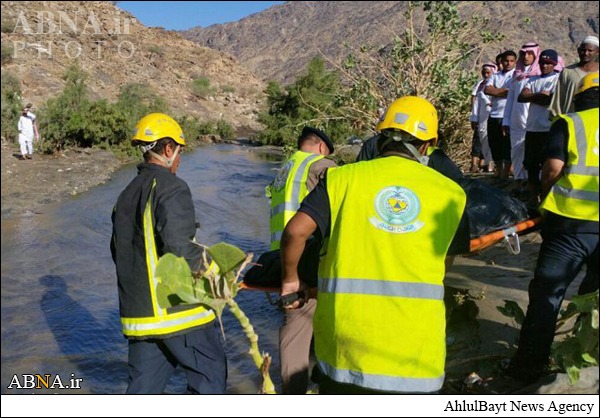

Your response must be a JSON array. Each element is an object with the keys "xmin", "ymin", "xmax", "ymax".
[{"xmin": 241, "ymin": 216, "xmax": 542, "ymax": 299}]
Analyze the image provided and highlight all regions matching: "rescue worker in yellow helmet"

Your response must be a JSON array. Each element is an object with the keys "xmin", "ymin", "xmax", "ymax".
[
  {"xmin": 506, "ymin": 72, "xmax": 599, "ymax": 385},
  {"xmin": 280, "ymin": 97, "xmax": 467, "ymax": 393},
  {"xmin": 358, "ymin": 96, "xmax": 470, "ymax": 256},
  {"xmin": 357, "ymin": 97, "xmax": 464, "ymax": 183},
  {"xmin": 111, "ymin": 113, "xmax": 226, "ymax": 394}
]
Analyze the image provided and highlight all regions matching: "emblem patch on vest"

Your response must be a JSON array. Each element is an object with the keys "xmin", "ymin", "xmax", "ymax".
[
  {"xmin": 370, "ymin": 186, "xmax": 424, "ymax": 233},
  {"xmin": 272, "ymin": 160, "xmax": 293, "ymax": 192}
]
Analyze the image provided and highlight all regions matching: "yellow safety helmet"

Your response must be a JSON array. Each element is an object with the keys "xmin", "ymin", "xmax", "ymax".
[
  {"xmin": 132, "ymin": 113, "xmax": 186, "ymax": 146},
  {"xmin": 376, "ymin": 96, "xmax": 438, "ymax": 143},
  {"xmin": 576, "ymin": 72, "xmax": 599, "ymax": 95}
]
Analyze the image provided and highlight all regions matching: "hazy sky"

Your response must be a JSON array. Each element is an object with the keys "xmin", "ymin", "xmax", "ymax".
[{"xmin": 117, "ymin": 1, "xmax": 285, "ymax": 31}]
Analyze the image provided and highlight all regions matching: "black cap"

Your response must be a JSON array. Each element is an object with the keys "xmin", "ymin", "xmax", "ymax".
[
  {"xmin": 539, "ymin": 49, "xmax": 559, "ymax": 65},
  {"xmin": 299, "ymin": 126, "xmax": 334, "ymax": 154}
]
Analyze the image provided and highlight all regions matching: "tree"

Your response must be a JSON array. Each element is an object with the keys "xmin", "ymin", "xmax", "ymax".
[
  {"xmin": 40, "ymin": 65, "xmax": 143, "ymax": 153},
  {"xmin": 115, "ymin": 82, "xmax": 169, "ymax": 140},
  {"xmin": 80, "ymin": 99, "xmax": 129, "ymax": 148},
  {"xmin": 332, "ymin": 1, "xmax": 503, "ymax": 162},
  {"xmin": 257, "ymin": 57, "xmax": 351, "ymax": 150},
  {"xmin": 40, "ymin": 63, "xmax": 91, "ymax": 153}
]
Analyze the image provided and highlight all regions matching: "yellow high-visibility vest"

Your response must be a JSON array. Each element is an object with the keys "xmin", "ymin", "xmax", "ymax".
[
  {"xmin": 541, "ymin": 108, "xmax": 599, "ymax": 221},
  {"xmin": 314, "ymin": 156, "xmax": 466, "ymax": 393},
  {"xmin": 269, "ymin": 151, "xmax": 324, "ymax": 250}
]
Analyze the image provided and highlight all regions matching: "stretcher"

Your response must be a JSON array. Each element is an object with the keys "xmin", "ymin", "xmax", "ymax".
[
  {"xmin": 468, "ymin": 217, "xmax": 541, "ymax": 254},
  {"xmin": 241, "ymin": 217, "xmax": 543, "ymax": 294}
]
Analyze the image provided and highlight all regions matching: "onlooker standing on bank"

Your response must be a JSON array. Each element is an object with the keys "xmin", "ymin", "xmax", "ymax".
[
  {"xmin": 470, "ymin": 62, "xmax": 497, "ymax": 172},
  {"xmin": 485, "ymin": 50, "xmax": 517, "ymax": 180},
  {"xmin": 17, "ymin": 105, "xmax": 38, "ymax": 160},
  {"xmin": 518, "ymin": 49, "xmax": 560, "ymax": 204},
  {"xmin": 502, "ymin": 42, "xmax": 541, "ymax": 183},
  {"xmin": 549, "ymin": 35, "xmax": 599, "ymax": 117}
]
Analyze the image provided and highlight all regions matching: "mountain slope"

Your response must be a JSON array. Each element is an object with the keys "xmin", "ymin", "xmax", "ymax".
[
  {"xmin": 1, "ymin": 1, "xmax": 265, "ymax": 131},
  {"xmin": 183, "ymin": 1, "xmax": 599, "ymax": 83}
]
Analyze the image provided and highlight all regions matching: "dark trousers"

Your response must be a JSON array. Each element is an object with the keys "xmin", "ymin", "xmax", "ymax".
[
  {"xmin": 471, "ymin": 130, "xmax": 483, "ymax": 158},
  {"xmin": 523, "ymin": 131, "xmax": 547, "ymax": 185},
  {"xmin": 126, "ymin": 324, "xmax": 227, "ymax": 394},
  {"xmin": 487, "ymin": 117, "xmax": 511, "ymax": 164},
  {"xmin": 512, "ymin": 231, "xmax": 599, "ymax": 377}
]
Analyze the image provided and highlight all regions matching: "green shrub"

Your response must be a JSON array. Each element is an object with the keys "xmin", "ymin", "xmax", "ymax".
[
  {"xmin": 496, "ymin": 290, "xmax": 599, "ymax": 384},
  {"xmin": 177, "ymin": 115, "xmax": 214, "ymax": 144},
  {"xmin": 79, "ymin": 99, "xmax": 129, "ymax": 148},
  {"xmin": 0, "ymin": 19, "xmax": 15, "ymax": 34},
  {"xmin": 1, "ymin": 42, "xmax": 13, "ymax": 65},
  {"xmin": 39, "ymin": 65, "xmax": 158, "ymax": 153},
  {"xmin": 39, "ymin": 64, "xmax": 90, "ymax": 152},
  {"xmin": 216, "ymin": 119, "xmax": 235, "ymax": 140},
  {"xmin": 191, "ymin": 76, "xmax": 213, "ymax": 98},
  {"xmin": 115, "ymin": 82, "xmax": 169, "ymax": 138},
  {"xmin": 148, "ymin": 45, "xmax": 163, "ymax": 55},
  {"xmin": 0, "ymin": 71, "xmax": 22, "ymax": 142},
  {"xmin": 551, "ymin": 290, "xmax": 599, "ymax": 384},
  {"xmin": 221, "ymin": 85, "xmax": 236, "ymax": 94}
]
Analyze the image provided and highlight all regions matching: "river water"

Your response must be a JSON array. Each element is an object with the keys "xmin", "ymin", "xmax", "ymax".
[{"xmin": 1, "ymin": 144, "xmax": 285, "ymax": 394}]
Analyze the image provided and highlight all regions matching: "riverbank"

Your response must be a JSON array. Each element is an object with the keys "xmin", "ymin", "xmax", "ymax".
[
  {"xmin": 1, "ymin": 142, "xmax": 123, "ymax": 220},
  {"xmin": 0, "ymin": 138, "xmax": 281, "ymax": 220}
]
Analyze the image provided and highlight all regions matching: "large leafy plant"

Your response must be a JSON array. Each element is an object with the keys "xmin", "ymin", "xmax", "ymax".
[
  {"xmin": 551, "ymin": 290, "xmax": 599, "ymax": 384},
  {"xmin": 154, "ymin": 242, "xmax": 276, "ymax": 394},
  {"xmin": 497, "ymin": 290, "xmax": 599, "ymax": 384}
]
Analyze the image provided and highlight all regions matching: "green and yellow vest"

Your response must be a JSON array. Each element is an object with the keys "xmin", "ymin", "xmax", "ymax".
[
  {"xmin": 314, "ymin": 156, "xmax": 466, "ymax": 393},
  {"xmin": 269, "ymin": 151, "xmax": 324, "ymax": 250},
  {"xmin": 541, "ymin": 108, "xmax": 599, "ymax": 221}
]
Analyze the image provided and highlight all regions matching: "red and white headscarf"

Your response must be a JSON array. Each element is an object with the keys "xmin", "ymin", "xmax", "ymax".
[
  {"xmin": 482, "ymin": 62, "xmax": 497, "ymax": 72},
  {"xmin": 515, "ymin": 42, "xmax": 541, "ymax": 80},
  {"xmin": 554, "ymin": 55, "xmax": 565, "ymax": 73}
]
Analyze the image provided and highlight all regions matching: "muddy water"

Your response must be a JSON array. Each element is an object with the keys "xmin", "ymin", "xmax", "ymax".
[{"xmin": 1, "ymin": 144, "xmax": 285, "ymax": 394}]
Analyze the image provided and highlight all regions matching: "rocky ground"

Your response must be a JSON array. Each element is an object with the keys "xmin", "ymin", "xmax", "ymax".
[{"xmin": 1, "ymin": 141, "xmax": 122, "ymax": 220}]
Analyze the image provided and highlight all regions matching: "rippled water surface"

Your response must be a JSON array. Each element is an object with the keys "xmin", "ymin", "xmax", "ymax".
[{"xmin": 1, "ymin": 144, "xmax": 285, "ymax": 394}]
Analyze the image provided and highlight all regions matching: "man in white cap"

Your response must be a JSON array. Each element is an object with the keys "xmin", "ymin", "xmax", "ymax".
[{"xmin": 549, "ymin": 35, "xmax": 599, "ymax": 117}]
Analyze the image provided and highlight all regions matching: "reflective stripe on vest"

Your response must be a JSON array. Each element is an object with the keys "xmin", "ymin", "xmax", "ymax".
[
  {"xmin": 121, "ymin": 179, "xmax": 215, "ymax": 338},
  {"xmin": 121, "ymin": 309, "xmax": 215, "ymax": 337},
  {"xmin": 318, "ymin": 360, "xmax": 445, "ymax": 393},
  {"xmin": 319, "ymin": 277, "xmax": 444, "ymax": 300},
  {"xmin": 314, "ymin": 156, "xmax": 466, "ymax": 392},
  {"xmin": 143, "ymin": 180, "xmax": 160, "ymax": 316},
  {"xmin": 541, "ymin": 109, "xmax": 599, "ymax": 221},
  {"xmin": 269, "ymin": 152, "xmax": 324, "ymax": 249}
]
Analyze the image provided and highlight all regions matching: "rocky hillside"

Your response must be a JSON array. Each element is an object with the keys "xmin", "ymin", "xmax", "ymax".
[
  {"xmin": 1, "ymin": 1, "xmax": 265, "ymax": 132},
  {"xmin": 183, "ymin": 1, "xmax": 599, "ymax": 83}
]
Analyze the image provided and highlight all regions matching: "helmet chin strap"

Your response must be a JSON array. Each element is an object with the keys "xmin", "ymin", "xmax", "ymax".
[
  {"xmin": 403, "ymin": 142, "xmax": 430, "ymax": 166},
  {"xmin": 148, "ymin": 145, "xmax": 180, "ymax": 168}
]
